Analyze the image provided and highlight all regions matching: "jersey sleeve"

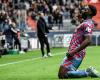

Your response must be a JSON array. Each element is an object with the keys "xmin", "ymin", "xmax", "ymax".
[{"xmin": 83, "ymin": 22, "xmax": 93, "ymax": 36}]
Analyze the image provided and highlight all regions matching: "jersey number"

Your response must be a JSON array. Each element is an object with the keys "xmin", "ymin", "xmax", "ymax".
[{"xmin": 86, "ymin": 27, "xmax": 91, "ymax": 32}]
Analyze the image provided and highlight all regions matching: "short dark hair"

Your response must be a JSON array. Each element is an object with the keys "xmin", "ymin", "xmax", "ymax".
[{"xmin": 89, "ymin": 5, "xmax": 97, "ymax": 16}]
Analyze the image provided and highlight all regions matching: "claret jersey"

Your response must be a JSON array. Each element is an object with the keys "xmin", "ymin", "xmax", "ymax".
[{"xmin": 68, "ymin": 19, "xmax": 95, "ymax": 58}]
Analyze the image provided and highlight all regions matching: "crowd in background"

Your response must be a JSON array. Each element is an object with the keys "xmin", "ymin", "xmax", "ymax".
[
  {"xmin": 0, "ymin": 0, "xmax": 83, "ymax": 32},
  {"xmin": 0, "ymin": 0, "xmax": 84, "ymax": 54},
  {"xmin": 27, "ymin": 0, "xmax": 83, "ymax": 29}
]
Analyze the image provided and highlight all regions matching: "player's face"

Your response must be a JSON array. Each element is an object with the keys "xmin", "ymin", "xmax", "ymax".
[
  {"xmin": 81, "ymin": 6, "xmax": 90, "ymax": 13},
  {"xmin": 80, "ymin": 5, "xmax": 91, "ymax": 19}
]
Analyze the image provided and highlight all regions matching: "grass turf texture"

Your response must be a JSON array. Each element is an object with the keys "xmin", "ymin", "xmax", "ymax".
[{"xmin": 0, "ymin": 46, "xmax": 100, "ymax": 80}]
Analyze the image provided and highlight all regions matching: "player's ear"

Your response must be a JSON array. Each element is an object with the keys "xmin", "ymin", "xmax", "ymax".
[{"xmin": 88, "ymin": 7, "xmax": 93, "ymax": 16}]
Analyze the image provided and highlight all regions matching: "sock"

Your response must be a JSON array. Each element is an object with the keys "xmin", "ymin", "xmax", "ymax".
[{"xmin": 65, "ymin": 70, "xmax": 89, "ymax": 78}]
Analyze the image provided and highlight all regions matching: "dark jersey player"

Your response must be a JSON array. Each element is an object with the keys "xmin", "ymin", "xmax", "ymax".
[{"xmin": 58, "ymin": 5, "xmax": 100, "ymax": 79}]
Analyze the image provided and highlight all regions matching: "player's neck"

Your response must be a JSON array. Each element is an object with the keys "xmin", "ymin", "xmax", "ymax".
[{"xmin": 84, "ymin": 16, "xmax": 92, "ymax": 20}]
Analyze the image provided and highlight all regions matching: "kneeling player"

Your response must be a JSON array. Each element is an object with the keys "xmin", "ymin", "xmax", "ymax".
[{"xmin": 58, "ymin": 5, "xmax": 100, "ymax": 79}]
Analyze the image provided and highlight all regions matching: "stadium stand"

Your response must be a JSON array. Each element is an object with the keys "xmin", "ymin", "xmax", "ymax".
[
  {"xmin": 0, "ymin": 0, "xmax": 84, "ymax": 31},
  {"xmin": 0, "ymin": 0, "xmax": 100, "ymax": 54}
]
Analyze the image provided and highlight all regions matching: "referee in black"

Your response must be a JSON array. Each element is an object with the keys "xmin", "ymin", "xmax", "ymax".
[{"xmin": 37, "ymin": 12, "xmax": 52, "ymax": 58}]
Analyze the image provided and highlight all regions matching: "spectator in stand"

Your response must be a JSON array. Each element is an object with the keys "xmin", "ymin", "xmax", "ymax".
[
  {"xmin": 53, "ymin": 7, "xmax": 63, "ymax": 30},
  {"xmin": 48, "ymin": 13, "xmax": 53, "ymax": 29}
]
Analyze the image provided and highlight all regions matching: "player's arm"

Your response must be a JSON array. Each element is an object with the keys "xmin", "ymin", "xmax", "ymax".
[{"xmin": 72, "ymin": 35, "xmax": 91, "ymax": 53}]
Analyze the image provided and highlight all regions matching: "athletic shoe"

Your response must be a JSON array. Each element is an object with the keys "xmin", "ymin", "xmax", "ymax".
[
  {"xmin": 47, "ymin": 53, "xmax": 52, "ymax": 57},
  {"xmin": 86, "ymin": 66, "xmax": 100, "ymax": 77},
  {"xmin": 42, "ymin": 54, "xmax": 48, "ymax": 58},
  {"xmin": 19, "ymin": 51, "xmax": 25, "ymax": 54}
]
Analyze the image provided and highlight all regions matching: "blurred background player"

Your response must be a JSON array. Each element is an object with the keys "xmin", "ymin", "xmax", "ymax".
[
  {"xmin": 37, "ymin": 12, "xmax": 52, "ymax": 58},
  {"xmin": 0, "ymin": 32, "xmax": 3, "ymax": 58},
  {"xmin": 58, "ymin": 4, "xmax": 100, "ymax": 79},
  {"xmin": 9, "ymin": 18, "xmax": 24, "ymax": 53}
]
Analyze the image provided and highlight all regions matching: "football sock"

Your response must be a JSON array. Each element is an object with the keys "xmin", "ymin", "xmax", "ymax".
[{"xmin": 65, "ymin": 70, "xmax": 89, "ymax": 78}]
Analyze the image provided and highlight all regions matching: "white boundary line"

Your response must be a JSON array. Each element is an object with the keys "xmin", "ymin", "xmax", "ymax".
[{"xmin": 0, "ymin": 52, "xmax": 66, "ymax": 67}]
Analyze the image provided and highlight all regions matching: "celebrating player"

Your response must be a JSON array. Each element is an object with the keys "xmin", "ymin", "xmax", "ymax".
[{"xmin": 58, "ymin": 4, "xmax": 100, "ymax": 79}]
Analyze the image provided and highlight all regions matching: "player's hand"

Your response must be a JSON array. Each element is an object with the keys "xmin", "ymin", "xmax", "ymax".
[
  {"xmin": 66, "ymin": 51, "xmax": 74, "ymax": 58},
  {"xmin": 66, "ymin": 53, "xmax": 74, "ymax": 58}
]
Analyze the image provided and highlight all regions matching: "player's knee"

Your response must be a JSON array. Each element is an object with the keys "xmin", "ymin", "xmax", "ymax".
[
  {"xmin": 58, "ymin": 72, "xmax": 64, "ymax": 79},
  {"xmin": 58, "ymin": 66, "xmax": 69, "ymax": 79},
  {"xmin": 58, "ymin": 71, "xmax": 68, "ymax": 79}
]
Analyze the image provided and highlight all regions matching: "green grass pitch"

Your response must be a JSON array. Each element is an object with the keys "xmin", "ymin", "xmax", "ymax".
[{"xmin": 0, "ymin": 46, "xmax": 100, "ymax": 80}]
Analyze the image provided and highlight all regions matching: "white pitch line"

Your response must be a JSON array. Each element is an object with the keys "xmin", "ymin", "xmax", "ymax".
[{"xmin": 0, "ymin": 52, "xmax": 66, "ymax": 67}]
